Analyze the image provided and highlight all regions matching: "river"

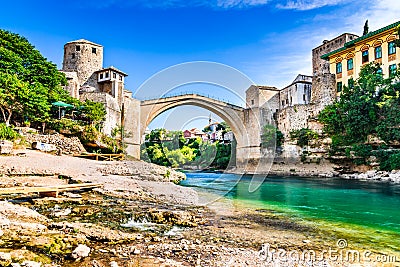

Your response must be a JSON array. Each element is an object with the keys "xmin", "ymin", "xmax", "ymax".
[{"xmin": 180, "ymin": 172, "xmax": 400, "ymax": 251}]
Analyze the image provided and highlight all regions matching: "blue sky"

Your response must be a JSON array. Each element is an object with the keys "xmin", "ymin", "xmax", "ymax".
[{"xmin": 1, "ymin": 0, "xmax": 399, "ymax": 130}]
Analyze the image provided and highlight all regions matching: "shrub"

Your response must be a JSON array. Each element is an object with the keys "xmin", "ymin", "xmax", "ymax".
[
  {"xmin": 290, "ymin": 128, "xmax": 318, "ymax": 147},
  {"xmin": 0, "ymin": 123, "xmax": 20, "ymax": 141}
]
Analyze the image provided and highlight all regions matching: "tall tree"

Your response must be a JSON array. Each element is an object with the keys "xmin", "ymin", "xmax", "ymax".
[
  {"xmin": 0, "ymin": 29, "xmax": 69, "ymax": 124},
  {"xmin": 363, "ymin": 20, "xmax": 369, "ymax": 35}
]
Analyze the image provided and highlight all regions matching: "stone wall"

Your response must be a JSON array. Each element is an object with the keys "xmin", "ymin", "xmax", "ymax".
[
  {"xmin": 80, "ymin": 92, "xmax": 121, "ymax": 136},
  {"xmin": 24, "ymin": 133, "xmax": 86, "ymax": 155},
  {"xmin": 310, "ymin": 73, "xmax": 336, "ymax": 115},
  {"xmin": 276, "ymin": 105, "xmax": 315, "ymax": 137},
  {"xmin": 61, "ymin": 71, "xmax": 80, "ymax": 99},
  {"xmin": 123, "ymin": 97, "xmax": 141, "ymax": 159}
]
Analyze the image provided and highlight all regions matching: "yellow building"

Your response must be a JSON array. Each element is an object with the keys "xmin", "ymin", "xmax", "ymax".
[{"xmin": 321, "ymin": 21, "xmax": 400, "ymax": 93}]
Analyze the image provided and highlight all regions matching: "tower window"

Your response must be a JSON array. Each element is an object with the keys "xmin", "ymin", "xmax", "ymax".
[
  {"xmin": 76, "ymin": 45, "xmax": 80, "ymax": 51},
  {"xmin": 71, "ymin": 53, "xmax": 75, "ymax": 59},
  {"xmin": 92, "ymin": 47, "xmax": 97, "ymax": 54}
]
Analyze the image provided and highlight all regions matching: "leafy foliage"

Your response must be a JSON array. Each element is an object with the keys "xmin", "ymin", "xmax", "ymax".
[
  {"xmin": 318, "ymin": 62, "xmax": 400, "ymax": 170},
  {"xmin": 0, "ymin": 123, "xmax": 20, "ymax": 141},
  {"xmin": 261, "ymin": 125, "xmax": 284, "ymax": 148},
  {"xmin": 290, "ymin": 128, "xmax": 318, "ymax": 147},
  {"xmin": 80, "ymin": 100, "xmax": 106, "ymax": 125},
  {"xmin": 0, "ymin": 29, "xmax": 70, "ymax": 125},
  {"xmin": 142, "ymin": 129, "xmax": 231, "ymax": 169}
]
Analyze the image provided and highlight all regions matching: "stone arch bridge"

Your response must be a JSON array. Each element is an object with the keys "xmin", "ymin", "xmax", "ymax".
[{"xmin": 124, "ymin": 93, "xmax": 266, "ymax": 170}]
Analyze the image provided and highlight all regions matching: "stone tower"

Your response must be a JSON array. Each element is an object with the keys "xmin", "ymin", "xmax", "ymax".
[{"xmin": 62, "ymin": 39, "xmax": 103, "ymax": 88}]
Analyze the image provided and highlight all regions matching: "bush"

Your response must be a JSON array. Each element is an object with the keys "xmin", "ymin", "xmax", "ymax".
[
  {"xmin": 380, "ymin": 152, "xmax": 400, "ymax": 171},
  {"xmin": 0, "ymin": 123, "xmax": 20, "ymax": 141},
  {"xmin": 47, "ymin": 118, "xmax": 83, "ymax": 134},
  {"xmin": 388, "ymin": 153, "xmax": 400, "ymax": 170},
  {"xmin": 290, "ymin": 128, "xmax": 318, "ymax": 147}
]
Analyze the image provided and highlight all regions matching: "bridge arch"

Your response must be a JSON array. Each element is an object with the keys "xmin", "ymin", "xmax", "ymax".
[{"xmin": 140, "ymin": 94, "xmax": 252, "ymax": 168}]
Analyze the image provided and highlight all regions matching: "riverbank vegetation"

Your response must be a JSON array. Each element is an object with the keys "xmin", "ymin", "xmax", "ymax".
[
  {"xmin": 141, "ymin": 128, "xmax": 232, "ymax": 169},
  {"xmin": 319, "ymin": 63, "xmax": 400, "ymax": 171}
]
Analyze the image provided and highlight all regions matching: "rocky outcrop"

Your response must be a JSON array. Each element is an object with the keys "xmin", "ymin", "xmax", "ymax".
[
  {"xmin": 24, "ymin": 133, "xmax": 86, "ymax": 155},
  {"xmin": 341, "ymin": 170, "xmax": 400, "ymax": 183}
]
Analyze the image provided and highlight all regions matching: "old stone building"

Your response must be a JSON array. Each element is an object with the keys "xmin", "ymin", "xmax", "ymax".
[
  {"xmin": 312, "ymin": 33, "xmax": 359, "ymax": 76},
  {"xmin": 60, "ymin": 39, "xmax": 140, "ymax": 140}
]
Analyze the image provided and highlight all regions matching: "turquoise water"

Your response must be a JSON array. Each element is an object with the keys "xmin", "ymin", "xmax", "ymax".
[{"xmin": 180, "ymin": 173, "xmax": 400, "ymax": 237}]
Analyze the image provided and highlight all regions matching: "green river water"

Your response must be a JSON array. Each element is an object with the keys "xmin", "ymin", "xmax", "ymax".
[{"xmin": 180, "ymin": 173, "xmax": 400, "ymax": 251}]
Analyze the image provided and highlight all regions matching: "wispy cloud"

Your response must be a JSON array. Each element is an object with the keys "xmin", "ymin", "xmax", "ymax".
[
  {"xmin": 78, "ymin": 0, "xmax": 272, "ymax": 9},
  {"xmin": 276, "ymin": 0, "xmax": 348, "ymax": 10}
]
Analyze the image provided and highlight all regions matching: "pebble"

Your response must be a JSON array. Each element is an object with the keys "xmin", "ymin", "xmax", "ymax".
[
  {"xmin": 71, "ymin": 244, "xmax": 91, "ymax": 259},
  {"xmin": 21, "ymin": 261, "xmax": 41, "ymax": 267}
]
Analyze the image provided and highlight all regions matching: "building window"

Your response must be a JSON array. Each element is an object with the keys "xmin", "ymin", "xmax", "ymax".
[
  {"xmin": 347, "ymin": 58, "xmax": 353, "ymax": 70},
  {"xmin": 76, "ymin": 45, "xmax": 80, "ymax": 51},
  {"xmin": 71, "ymin": 53, "xmax": 75, "ymax": 59},
  {"xmin": 389, "ymin": 64, "xmax": 397, "ymax": 77},
  {"xmin": 99, "ymin": 73, "xmax": 104, "ymax": 79},
  {"xmin": 92, "ymin": 47, "xmax": 97, "ymax": 54},
  {"xmin": 119, "ymin": 75, "xmax": 123, "ymax": 81},
  {"xmin": 376, "ymin": 68, "xmax": 383, "ymax": 77},
  {"xmin": 286, "ymin": 99, "xmax": 288, "ymax": 104},
  {"xmin": 251, "ymin": 100, "xmax": 254, "ymax": 105},
  {"xmin": 389, "ymin": 41, "xmax": 396, "ymax": 55},
  {"xmin": 375, "ymin": 46, "xmax": 382, "ymax": 59},
  {"xmin": 337, "ymin": 82, "xmax": 343, "ymax": 92},
  {"xmin": 336, "ymin": 62, "xmax": 342, "ymax": 74},
  {"xmin": 303, "ymin": 94, "xmax": 306, "ymax": 101},
  {"xmin": 348, "ymin": 78, "xmax": 354, "ymax": 89},
  {"xmin": 113, "ymin": 72, "xmax": 117, "ymax": 79},
  {"xmin": 362, "ymin": 50, "xmax": 369, "ymax": 63},
  {"xmin": 281, "ymin": 100, "xmax": 285, "ymax": 106},
  {"xmin": 105, "ymin": 72, "xmax": 109, "ymax": 78}
]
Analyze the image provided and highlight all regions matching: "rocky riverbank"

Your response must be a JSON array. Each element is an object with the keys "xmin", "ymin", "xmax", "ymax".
[{"xmin": 0, "ymin": 150, "xmax": 398, "ymax": 266}]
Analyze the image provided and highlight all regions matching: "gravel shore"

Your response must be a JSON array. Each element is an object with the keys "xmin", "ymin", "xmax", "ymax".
[{"xmin": 0, "ymin": 150, "xmax": 398, "ymax": 266}]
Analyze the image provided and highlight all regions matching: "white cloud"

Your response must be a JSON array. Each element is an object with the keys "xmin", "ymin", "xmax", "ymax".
[{"xmin": 276, "ymin": 0, "xmax": 348, "ymax": 10}]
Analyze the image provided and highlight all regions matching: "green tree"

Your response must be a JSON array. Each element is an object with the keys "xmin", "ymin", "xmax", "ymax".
[
  {"xmin": 0, "ymin": 29, "xmax": 69, "ymax": 125},
  {"xmin": 261, "ymin": 125, "xmax": 284, "ymax": 148},
  {"xmin": 363, "ymin": 20, "xmax": 369, "ymax": 36},
  {"xmin": 0, "ymin": 73, "xmax": 48, "ymax": 126},
  {"xmin": 319, "ymin": 62, "xmax": 400, "ymax": 170},
  {"xmin": 81, "ymin": 100, "xmax": 106, "ymax": 126}
]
